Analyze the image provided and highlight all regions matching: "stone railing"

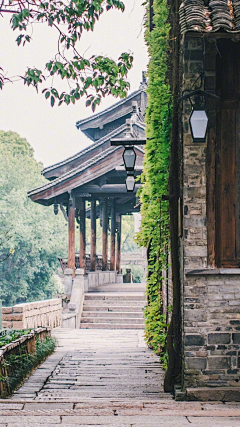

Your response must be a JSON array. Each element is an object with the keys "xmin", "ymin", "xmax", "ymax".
[
  {"xmin": 2, "ymin": 299, "xmax": 62, "ymax": 329},
  {"xmin": 59, "ymin": 254, "xmax": 110, "ymax": 273}
]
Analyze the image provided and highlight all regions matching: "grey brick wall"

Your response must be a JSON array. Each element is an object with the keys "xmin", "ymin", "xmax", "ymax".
[
  {"xmin": 181, "ymin": 36, "xmax": 240, "ymax": 390},
  {"xmin": 184, "ymin": 273, "xmax": 240, "ymax": 388}
]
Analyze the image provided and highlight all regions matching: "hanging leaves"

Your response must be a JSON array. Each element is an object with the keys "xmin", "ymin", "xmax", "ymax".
[
  {"xmin": 1, "ymin": 0, "xmax": 133, "ymax": 108},
  {"xmin": 136, "ymin": 0, "xmax": 172, "ymax": 367}
]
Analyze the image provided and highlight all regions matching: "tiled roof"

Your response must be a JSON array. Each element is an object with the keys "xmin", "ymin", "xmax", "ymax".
[
  {"xmin": 28, "ymin": 145, "xmax": 145, "ymax": 198},
  {"xmin": 179, "ymin": 0, "xmax": 240, "ymax": 33},
  {"xmin": 76, "ymin": 89, "xmax": 144, "ymax": 129},
  {"xmin": 28, "ymin": 146, "xmax": 120, "ymax": 197},
  {"xmin": 42, "ymin": 121, "xmax": 145, "ymax": 176}
]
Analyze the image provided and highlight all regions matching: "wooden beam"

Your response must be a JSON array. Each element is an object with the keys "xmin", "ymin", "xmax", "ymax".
[
  {"xmin": 110, "ymin": 199, "xmax": 116, "ymax": 271},
  {"xmin": 102, "ymin": 199, "xmax": 108, "ymax": 271},
  {"xmin": 75, "ymin": 184, "xmax": 142, "ymax": 195},
  {"xmin": 79, "ymin": 198, "xmax": 86, "ymax": 272},
  {"xmin": 68, "ymin": 194, "xmax": 75, "ymax": 276},
  {"xmin": 116, "ymin": 214, "xmax": 122, "ymax": 274},
  {"xmin": 90, "ymin": 199, "xmax": 96, "ymax": 271}
]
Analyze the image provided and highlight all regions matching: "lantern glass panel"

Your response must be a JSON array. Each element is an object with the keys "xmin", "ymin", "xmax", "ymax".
[
  {"xmin": 125, "ymin": 175, "xmax": 135, "ymax": 192},
  {"xmin": 123, "ymin": 147, "xmax": 136, "ymax": 171},
  {"xmin": 189, "ymin": 109, "xmax": 208, "ymax": 142}
]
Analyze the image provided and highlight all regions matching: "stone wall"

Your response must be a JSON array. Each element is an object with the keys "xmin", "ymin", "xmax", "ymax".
[
  {"xmin": 184, "ymin": 272, "xmax": 240, "ymax": 389},
  {"xmin": 182, "ymin": 36, "xmax": 207, "ymax": 271},
  {"xmin": 181, "ymin": 35, "xmax": 240, "ymax": 397},
  {"xmin": 2, "ymin": 299, "xmax": 62, "ymax": 329}
]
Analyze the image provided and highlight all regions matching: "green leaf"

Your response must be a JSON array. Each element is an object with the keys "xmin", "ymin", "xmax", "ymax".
[{"xmin": 50, "ymin": 95, "xmax": 55, "ymax": 107}]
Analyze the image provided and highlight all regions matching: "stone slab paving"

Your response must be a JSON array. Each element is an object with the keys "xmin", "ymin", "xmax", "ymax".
[{"xmin": 0, "ymin": 328, "xmax": 239, "ymax": 425}]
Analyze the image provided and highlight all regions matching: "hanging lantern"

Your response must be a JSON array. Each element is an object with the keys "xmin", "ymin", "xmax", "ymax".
[
  {"xmin": 189, "ymin": 108, "xmax": 208, "ymax": 143},
  {"xmin": 122, "ymin": 147, "xmax": 136, "ymax": 171},
  {"xmin": 125, "ymin": 174, "xmax": 135, "ymax": 192}
]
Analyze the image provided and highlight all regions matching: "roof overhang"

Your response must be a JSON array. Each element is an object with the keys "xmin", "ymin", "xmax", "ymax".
[{"xmin": 28, "ymin": 146, "xmax": 144, "ymax": 205}]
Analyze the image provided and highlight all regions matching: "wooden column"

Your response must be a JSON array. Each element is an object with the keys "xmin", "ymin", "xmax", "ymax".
[
  {"xmin": 116, "ymin": 214, "xmax": 122, "ymax": 274},
  {"xmin": 68, "ymin": 195, "xmax": 75, "ymax": 276},
  {"xmin": 110, "ymin": 199, "xmax": 116, "ymax": 271},
  {"xmin": 79, "ymin": 198, "xmax": 86, "ymax": 271},
  {"xmin": 102, "ymin": 198, "xmax": 108, "ymax": 271},
  {"xmin": 90, "ymin": 199, "xmax": 96, "ymax": 271}
]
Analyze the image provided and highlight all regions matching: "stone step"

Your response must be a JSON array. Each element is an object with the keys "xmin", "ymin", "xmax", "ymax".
[
  {"xmin": 83, "ymin": 300, "xmax": 146, "ymax": 307},
  {"xmin": 83, "ymin": 305, "xmax": 145, "ymax": 312},
  {"xmin": 80, "ymin": 323, "xmax": 144, "ymax": 329},
  {"xmin": 84, "ymin": 294, "xmax": 146, "ymax": 301},
  {"xmin": 82, "ymin": 311, "xmax": 144, "ymax": 318},
  {"xmin": 81, "ymin": 316, "xmax": 144, "ymax": 324}
]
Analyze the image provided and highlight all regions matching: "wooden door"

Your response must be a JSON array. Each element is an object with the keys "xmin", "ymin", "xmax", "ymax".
[{"xmin": 215, "ymin": 40, "xmax": 240, "ymax": 267}]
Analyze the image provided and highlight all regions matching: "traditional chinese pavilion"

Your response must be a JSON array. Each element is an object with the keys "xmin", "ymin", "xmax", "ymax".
[{"xmin": 28, "ymin": 81, "xmax": 147, "ymax": 277}]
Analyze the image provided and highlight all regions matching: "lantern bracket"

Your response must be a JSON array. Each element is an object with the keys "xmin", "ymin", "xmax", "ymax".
[{"xmin": 179, "ymin": 89, "xmax": 220, "ymax": 108}]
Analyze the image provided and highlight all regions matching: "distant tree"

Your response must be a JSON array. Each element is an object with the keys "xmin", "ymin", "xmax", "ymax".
[
  {"xmin": 0, "ymin": 0, "xmax": 133, "ymax": 110},
  {"xmin": 82, "ymin": 213, "xmax": 139, "ymax": 255},
  {"xmin": 121, "ymin": 215, "xmax": 139, "ymax": 253},
  {"xmin": 0, "ymin": 131, "xmax": 67, "ymax": 305}
]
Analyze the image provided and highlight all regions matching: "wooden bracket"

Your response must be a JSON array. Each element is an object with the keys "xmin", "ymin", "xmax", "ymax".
[{"xmin": 60, "ymin": 204, "xmax": 69, "ymax": 223}]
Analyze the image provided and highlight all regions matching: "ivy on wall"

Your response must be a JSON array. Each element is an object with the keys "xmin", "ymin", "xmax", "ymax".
[{"xmin": 137, "ymin": 0, "xmax": 172, "ymax": 367}]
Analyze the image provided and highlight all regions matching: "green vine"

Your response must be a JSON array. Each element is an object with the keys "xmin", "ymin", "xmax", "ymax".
[{"xmin": 137, "ymin": 0, "xmax": 172, "ymax": 368}]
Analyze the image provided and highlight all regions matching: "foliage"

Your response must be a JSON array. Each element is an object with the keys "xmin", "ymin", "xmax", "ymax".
[
  {"xmin": 144, "ymin": 296, "xmax": 168, "ymax": 368},
  {"xmin": 0, "ymin": 131, "xmax": 67, "ymax": 306},
  {"xmin": 0, "ymin": 0, "xmax": 133, "ymax": 110},
  {"xmin": 121, "ymin": 215, "xmax": 139, "ymax": 253},
  {"xmin": 81, "ymin": 213, "xmax": 139, "ymax": 255},
  {"xmin": 136, "ymin": 0, "xmax": 172, "ymax": 367},
  {"xmin": 0, "ymin": 329, "xmax": 31, "ymax": 348},
  {"xmin": 0, "ymin": 335, "xmax": 56, "ymax": 397}
]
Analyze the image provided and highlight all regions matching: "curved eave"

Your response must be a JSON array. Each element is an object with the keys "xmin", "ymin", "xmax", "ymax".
[
  {"xmin": 76, "ymin": 89, "xmax": 143, "ymax": 130},
  {"xmin": 42, "ymin": 121, "xmax": 145, "ymax": 180},
  {"xmin": 29, "ymin": 145, "xmax": 144, "ymax": 204}
]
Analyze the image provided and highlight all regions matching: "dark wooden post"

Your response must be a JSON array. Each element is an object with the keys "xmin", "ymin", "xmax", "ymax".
[
  {"xmin": 68, "ymin": 194, "xmax": 75, "ymax": 276},
  {"xmin": 110, "ymin": 199, "xmax": 116, "ymax": 271},
  {"xmin": 79, "ymin": 198, "xmax": 86, "ymax": 272},
  {"xmin": 90, "ymin": 199, "xmax": 96, "ymax": 271},
  {"xmin": 116, "ymin": 214, "xmax": 121, "ymax": 274},
  {"xmin": 102, "ymin": 198, "xmax": 108, "ymax": 271}
]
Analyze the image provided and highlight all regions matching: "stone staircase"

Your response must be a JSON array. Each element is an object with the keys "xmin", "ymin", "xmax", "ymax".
[{"xmin": 80, "ymin": 291, "xmax": 146, "ymax": 329}]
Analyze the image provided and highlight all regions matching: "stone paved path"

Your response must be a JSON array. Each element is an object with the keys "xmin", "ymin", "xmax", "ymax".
[
  {"xmin": 1, "ymin": 281, "xmax": 240, "ymax": 426},
  {"xmin": 11, "ymin": 328, "xmax": 169, "ymax": 401},
  {"xmin": 0, "ymin": 328, "xmax": 238, "ymax": 426}
]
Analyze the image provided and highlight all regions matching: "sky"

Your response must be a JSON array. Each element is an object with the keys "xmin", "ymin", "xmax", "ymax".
[{"xmin": 0, "ymin": 0, "xmax": 148, "ymax": 167}]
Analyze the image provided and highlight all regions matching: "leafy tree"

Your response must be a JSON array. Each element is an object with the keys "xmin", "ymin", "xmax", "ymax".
[
  {"xmin": 121, "ymin": 215, "xmax": 139, "ymax": 253},
  {"xmin": 0, "ymin": 131, "xmax": 67, "ymax": 306},
  {"xmin": 0, "ymin": 0, "xmax": 133, "ymax": 110},
  {"xmin": 80, "ymin": 214, "xmax": 139, "ymax": 255}
]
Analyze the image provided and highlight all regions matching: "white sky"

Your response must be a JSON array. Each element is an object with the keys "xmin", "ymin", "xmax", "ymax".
[{"xmin": 0, "ymin": 0, "xmax": 148, "ymax": 167}]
